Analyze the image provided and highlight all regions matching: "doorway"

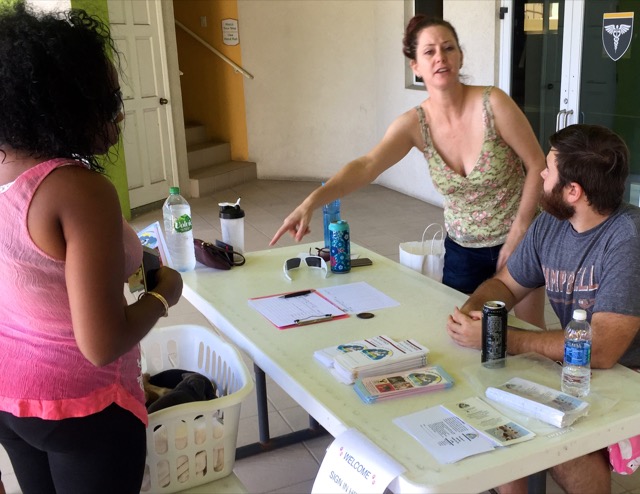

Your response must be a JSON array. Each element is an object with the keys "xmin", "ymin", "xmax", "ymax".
[
  {"xmin": 508, "ymin": 0, "xmax": 639, "ymax": 203},
  {"xmin": 108, "ymin": 0, "xmax": 178, "ymax": 209}
]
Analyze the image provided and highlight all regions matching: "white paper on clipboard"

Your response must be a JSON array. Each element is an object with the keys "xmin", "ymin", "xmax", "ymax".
[{"xmin": 248, "ymin": 290, "xmax": 348, "ymax": 329}]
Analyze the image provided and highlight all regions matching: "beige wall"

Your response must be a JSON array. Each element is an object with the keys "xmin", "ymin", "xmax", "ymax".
[
  {"xmin": 174, "ymin": 0, "xmax": 248, "ymax": 161},
  {"xmin": 19, "ymin": 0, "xmax": 499, "ymax": 209},
  {"xmin": 238, "ymin": 0, "xmax": 498, "ymax": 207}
]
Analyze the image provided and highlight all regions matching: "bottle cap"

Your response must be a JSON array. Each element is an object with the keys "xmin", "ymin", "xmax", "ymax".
[
  {"xmin": 572, "ymin": 309, "xmax": 587, "ymax": 321},
  {"xmin": 219, "ymin": 198, "xmax": 245, "ymax": 219},
  {"xmin": 169, "ymin": 186, "xmax": 180, "ymax": 195}
]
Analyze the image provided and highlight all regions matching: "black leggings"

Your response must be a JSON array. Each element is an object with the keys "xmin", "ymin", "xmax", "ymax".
[{"xmin": 0, "ymin": 404, "xmax": 146, "ymax": 494}]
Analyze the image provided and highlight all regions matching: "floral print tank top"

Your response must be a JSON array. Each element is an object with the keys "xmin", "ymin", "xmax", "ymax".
[{"xmin": 416, "ymin": 86, "xmax": 525, "ymax": 248}]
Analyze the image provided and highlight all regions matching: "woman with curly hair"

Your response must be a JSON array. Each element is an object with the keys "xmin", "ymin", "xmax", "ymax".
[{"xmin": 0, "ymin": 4, "xmax": 183, "ymax": 492}]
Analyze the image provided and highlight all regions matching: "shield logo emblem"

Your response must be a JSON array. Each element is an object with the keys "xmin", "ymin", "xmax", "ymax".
[{"xmin": 602, "ymin": 12, "xmax": 634, "ymax": 61}]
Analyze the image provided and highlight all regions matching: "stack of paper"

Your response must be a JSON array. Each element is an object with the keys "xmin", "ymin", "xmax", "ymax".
[
  {"xmin": 314, "ymin": 335, "xmax": 429, "ymax": 385},
  {"xmin": 353, "ymin": 365, "xmax": 454, "ymax": 403},
  {"xmin": 485, "ymin": 377, "xmax": 590, "ymax": 428}
]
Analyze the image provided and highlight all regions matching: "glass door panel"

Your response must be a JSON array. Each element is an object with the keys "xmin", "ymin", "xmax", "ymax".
[
  {"xmin": 511, "ymin": 0, "xmax": 564, "ymax": 150},
  {"xmin": 510, "ymin": 0, "xmax": 639, "ymax": 204},
  {"xmin": 578, "ymin": 1, "xmax": 640, "ymax": 203}
]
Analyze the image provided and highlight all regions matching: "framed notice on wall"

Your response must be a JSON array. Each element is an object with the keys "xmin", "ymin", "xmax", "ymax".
[{"xmin": 222, "ymin": 18, "xmax": 239, "ymax": 46}]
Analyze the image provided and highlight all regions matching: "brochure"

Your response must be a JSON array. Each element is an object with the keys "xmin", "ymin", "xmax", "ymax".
[
  {"xmin": 394, "ymin": 397, "xmax": 536, "ymax": 464},
  {"xmin": 319, "ymin": 336, "xmax": 429, "ymax": 385},
  {"xmin": 313, "ymin": 336, "xmax": 384, "ymax": 368},
  {"xmin": 128, "ymin": 221, "xmax": 170, "ymax": 293},
  {"xmin": 354, "ymin": 365, "xmax": 454, "ymax": 404},
  {"xmin": 393, "ymin": 405, "xmax": 496, "ymax": 464},
  {"xmin": 444, "ymin": 397, "xmax": 536, "ymax": 447},
  {"xmin": 485, "ymin": 377, "xmax": 590, "ymax": 428}
]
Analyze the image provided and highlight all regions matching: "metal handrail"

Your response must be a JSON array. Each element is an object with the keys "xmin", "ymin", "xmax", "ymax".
[{"xmin": 175, "ymin": 20, "xmax": 254, "ymax": 80}]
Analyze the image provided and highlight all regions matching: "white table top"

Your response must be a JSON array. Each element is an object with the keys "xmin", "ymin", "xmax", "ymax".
[{"xmin": 181, "ymin": 243, "xmax": 640, "ymax": 493}]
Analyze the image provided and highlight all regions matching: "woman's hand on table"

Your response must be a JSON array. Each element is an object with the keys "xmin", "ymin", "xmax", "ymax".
[{"xmin": 447, "ymin": 306, "xmax": 483, "ymax": 349}]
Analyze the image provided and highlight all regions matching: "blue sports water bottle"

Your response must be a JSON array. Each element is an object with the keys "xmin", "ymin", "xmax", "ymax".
[{"xmin": 322, "ymin": 183, "xmax": 341, "ymax": 249}]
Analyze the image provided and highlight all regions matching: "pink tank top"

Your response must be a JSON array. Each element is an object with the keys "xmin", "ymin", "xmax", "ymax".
[{"xmin": 0, "ymin": 158, "xmax": 147, "ymax": 425}]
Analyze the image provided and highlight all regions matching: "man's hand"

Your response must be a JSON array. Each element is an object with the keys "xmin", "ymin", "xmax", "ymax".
[{"xmin": 446, "ymin": 306, "xmax": 483, "ymax": 349}]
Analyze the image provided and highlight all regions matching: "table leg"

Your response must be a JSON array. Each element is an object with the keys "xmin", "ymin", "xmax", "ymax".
[
  {"xmin": 309, "ymin": 415, "xmax": 322, "ymax": 430},
  {"xmin": 235, "ymin": 363, "xmax": 328, "ymax": 460},
  {"xmin": 527, "ymin": 470, "xmax": 547, "ymax": 493},
  {"xmin": 254, "ymin": 364, "xmax": 270, "ymax": 443}
]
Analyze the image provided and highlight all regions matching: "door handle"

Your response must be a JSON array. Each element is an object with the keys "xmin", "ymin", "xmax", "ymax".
[
  {"xmin": 563, "ymin": 110, "xmax": 574, "ymax": 127},
  {"xmin": 556, "ymin": 110, "xmax": 566, "ymax": 131},
  {"xmin": 159, "ymin": 97, "xmax": 169, "ymax": 105}
]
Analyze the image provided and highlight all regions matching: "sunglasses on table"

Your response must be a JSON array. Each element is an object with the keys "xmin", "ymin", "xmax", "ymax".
[{"xmin": 283, "ymin": 255, "xmax": 328, "ymax": 281}]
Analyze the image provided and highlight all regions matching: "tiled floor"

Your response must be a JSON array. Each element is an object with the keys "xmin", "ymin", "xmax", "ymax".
[{"xmin": 1, "ymin": 180, "xmax": 638, "ymax": 494}]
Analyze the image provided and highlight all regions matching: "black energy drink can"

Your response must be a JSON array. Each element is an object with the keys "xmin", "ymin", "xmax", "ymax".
[{"xmin": 482, "ymin": 301, "xmax": 507, "ymax": 368}]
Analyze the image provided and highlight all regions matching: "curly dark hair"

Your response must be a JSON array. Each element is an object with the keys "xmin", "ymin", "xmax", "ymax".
[{"xmin": 0, "ymin": 3, "xmax": 122, "ymax": 172}]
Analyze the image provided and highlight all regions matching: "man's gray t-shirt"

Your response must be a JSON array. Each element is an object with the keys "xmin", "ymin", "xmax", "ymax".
[{"xmin": 507, "ymin": 204, "xmax": 640, "ymax": 367}]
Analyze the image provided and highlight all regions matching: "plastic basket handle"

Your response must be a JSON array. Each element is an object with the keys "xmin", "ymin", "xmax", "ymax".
[{"xmin": 420, "ymin": 223, "xmax": 444, "ymax": 255}]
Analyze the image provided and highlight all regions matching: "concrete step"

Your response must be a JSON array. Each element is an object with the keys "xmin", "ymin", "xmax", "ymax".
[
  {"xmin": 187, "ymin": 141, "xmax": 231, "ymax": 172},
  {"xmin": 184, "ymin": 123, "xmax": 208, "ymax": 147},
  {"xmin": 189, "ymin": 160, "xmax": 257, "ymax": 197}
]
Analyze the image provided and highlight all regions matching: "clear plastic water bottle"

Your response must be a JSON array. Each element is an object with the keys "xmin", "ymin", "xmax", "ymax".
[
  {"xmin": 322, "ymin": 184, "xmax": 341, "ymax": 249},
  {"xmin": 162, "ymin": 186, "xmax": 196, "ymax": 272},
  {"xmin": 561, "ymin": 309, "xmax": 592, "ymax": 397}
]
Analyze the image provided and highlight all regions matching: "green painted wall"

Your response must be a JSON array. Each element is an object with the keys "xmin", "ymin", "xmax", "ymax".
[{"xmin": 71, "ymin": 0, "xmax": 132, "ymax": 219}]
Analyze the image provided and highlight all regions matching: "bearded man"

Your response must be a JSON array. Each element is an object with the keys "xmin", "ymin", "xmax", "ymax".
[{"xmin": 447, "ymin": 124, "xmax": 640, "ymax": 494}]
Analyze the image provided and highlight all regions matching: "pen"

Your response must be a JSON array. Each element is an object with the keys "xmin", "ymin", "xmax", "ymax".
[
  {"xmin": 282, "ymin": 290, "xmax": 313, "ymax": 299},
  {"xmin": 294, "ymin": 314, "xmax": 333, "ymax": 326}
]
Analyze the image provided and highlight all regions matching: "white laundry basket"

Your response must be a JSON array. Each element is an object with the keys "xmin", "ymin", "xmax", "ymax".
[{"xmin": 139, "ymin": 325, "xmax": 253, "ymax": 494}]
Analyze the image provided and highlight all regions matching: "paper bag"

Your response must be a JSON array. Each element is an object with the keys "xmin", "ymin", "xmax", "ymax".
[{"xmin": 399, "ymin": 223, "xmax": 445, "ymax": 282}]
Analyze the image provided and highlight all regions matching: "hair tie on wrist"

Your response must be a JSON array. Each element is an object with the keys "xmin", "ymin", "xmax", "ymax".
[{"xmin": 139, "ymin": 291, "xmax": 169, "ymax": 317}]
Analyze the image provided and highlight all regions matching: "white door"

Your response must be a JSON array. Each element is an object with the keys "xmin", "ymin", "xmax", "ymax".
[
  {"xmin": 108, "ymin": 0, "xmax": 176, "ymax": 208},
  {"xmin": 502, "ymin": 0, "xmax": 639, "ymax": 203}
]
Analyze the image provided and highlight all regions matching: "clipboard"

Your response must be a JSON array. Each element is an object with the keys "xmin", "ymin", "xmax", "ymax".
[{"xmin": 248, "ymin": 289, "xmax": 349, "ymax": 329}]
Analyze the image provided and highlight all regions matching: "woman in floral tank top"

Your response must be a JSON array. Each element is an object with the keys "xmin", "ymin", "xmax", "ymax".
[{"xmin": 271, "ymin": 15, "xmax": 546, "ymax": 330}]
